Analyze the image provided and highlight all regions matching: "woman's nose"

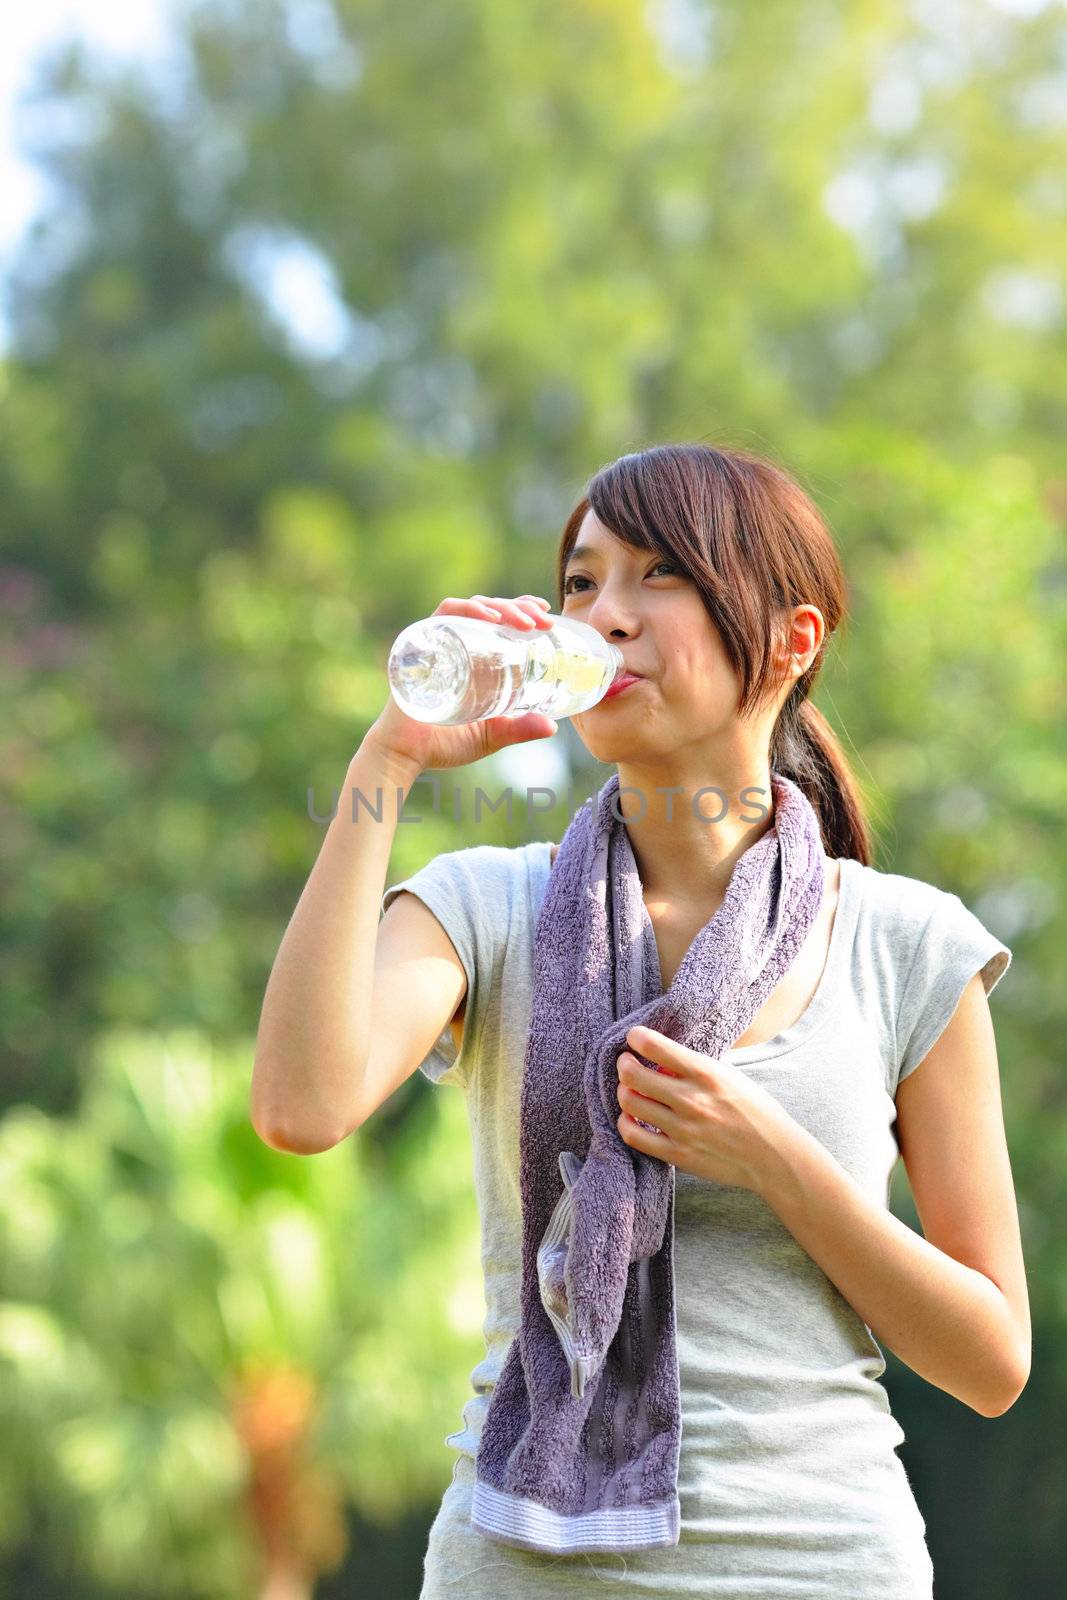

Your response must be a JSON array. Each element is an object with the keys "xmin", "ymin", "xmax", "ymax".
[{"xmin": 586, "ymin": 585, "xmax": 639, "ymax": 639}]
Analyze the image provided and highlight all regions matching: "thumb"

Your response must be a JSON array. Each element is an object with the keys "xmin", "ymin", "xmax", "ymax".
[{"xmin": 495, "ymin": 712, "xmax": 558, "ymax": 745}]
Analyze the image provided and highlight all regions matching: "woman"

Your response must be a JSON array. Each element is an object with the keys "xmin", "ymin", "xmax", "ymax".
[{"xmin": 251, "ymin": 443, "xmax": 1029, "ymax": 1598}]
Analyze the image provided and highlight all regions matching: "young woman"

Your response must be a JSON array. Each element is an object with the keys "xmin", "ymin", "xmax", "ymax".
[{"xmin": 252, "ymin": 443, "xmax": 1029, "ymax": 1598}]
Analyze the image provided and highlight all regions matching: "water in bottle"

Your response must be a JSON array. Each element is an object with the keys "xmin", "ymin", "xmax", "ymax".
[{"xmin": 387, "ymin": 612, "xmax": 625, "ymax": 725}]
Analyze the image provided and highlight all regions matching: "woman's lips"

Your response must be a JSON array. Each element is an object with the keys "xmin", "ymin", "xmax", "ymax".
[{"xmin": 603, "ymin": 674, "xmax": 642, "ymax": 700}]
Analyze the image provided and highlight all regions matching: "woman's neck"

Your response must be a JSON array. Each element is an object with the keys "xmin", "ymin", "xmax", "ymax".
[{"xmin": 613, "ymin": 756, "xmax": 777, "ymax": 905}]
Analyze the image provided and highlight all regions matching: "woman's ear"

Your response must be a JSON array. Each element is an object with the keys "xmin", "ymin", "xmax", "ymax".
[{"xmin": 778, "ymin": 605, "xmax": 825, "ymax": 673}]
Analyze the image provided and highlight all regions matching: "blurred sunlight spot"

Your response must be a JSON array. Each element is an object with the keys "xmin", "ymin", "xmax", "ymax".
[
  {"xmin": 906, "ymin": 36, "xmax": 970, "ymax": 94},
  {"xmin": 823, "ymin": 166, "xmax": 881, "ymax": 236},
  {"xmin": 3, "ymin": 1167, "xmax": 60, "ymax": 1258},
  {"xmin": 221, "ymin": 225, "xmax": 379, "ymax": 366},
  {"xmin": 644, "ymin": 0, "xmax": 717, "ymax": 77},
  {"xmin": 980, "ymin": 266, "xmax": 1064, "ymax": 330},
  {"xmin": 54, "ymin": 1416, "xmax": 128, "ymax": 1494},
  {"xmin": 886, "ymin": 154, "xmax": 949, "ymax": 221},
  {"xmin": 488, "ymin": 731, "xmax": 571, "ymax": 816},
  {"xmin": 909, "ymin": 0, "xmax": 1012, "ymax": 73},
  {"xmin": 12, "ymin": 92, "xmax": 108, "ymax": 170},
  {"xmin": 265, "ymin": 1209, "xmax": 325, "ymax": 1316},
  {"xmin": 868, "ymin": 69, "xmax": 923, "ymax": 136},
  {"xmin": 824, "ymin": 151, "xmax": 946, "ymax": 261},
  {"xmin": 986, "ymin": 0, "xmax": 1053, "ymax": 15},
  {"xmin": 155, "ymin": 1036, "xmax": 219, "ymax": 1132},
  {"xmin": 1012, "ymin": 72, "xmax": 1067, "ymax": 131},
  {"xmin": 976, "ymin": 877, "xmax": 1056, "ymax": 939},
  {"xmin": 445, "ymin": 1269, "xmax": 484, "ymax": 1336},
  {"xmin": 0, "ymin": 0, "xmax": 181, "ymax": 348},
  {"xmin": 0, "ymin": 1303, "xmax": 68, "ymax": 1376},
  {"xmin": 285, "ymin": 0, "xmax": 363, "ymax": 87}
]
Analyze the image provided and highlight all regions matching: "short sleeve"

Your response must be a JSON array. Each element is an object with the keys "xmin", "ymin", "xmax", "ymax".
[
  {"xmin": 379, "ymin": 845, "xmax": 510, "ymax": 1089},
  {"xmin": 892, "ymin": 891, "xmax": 1012, "ymax": 1093}
]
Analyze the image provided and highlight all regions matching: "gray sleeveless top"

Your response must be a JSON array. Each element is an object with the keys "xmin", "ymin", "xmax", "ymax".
[{"xmin": 381, "ymin": 843, "xmax": 1011, "ymax": 1598}]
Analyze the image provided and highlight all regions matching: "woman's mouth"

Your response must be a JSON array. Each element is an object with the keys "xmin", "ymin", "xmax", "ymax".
[{"xmin": 603, "ymin": 674, "xmax": 642, "ymax": 700}]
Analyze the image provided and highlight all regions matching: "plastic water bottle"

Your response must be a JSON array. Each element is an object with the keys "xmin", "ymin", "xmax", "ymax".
[{"xmin": 387, "ymin": 612, "xmax": 625, "ymax": 725}]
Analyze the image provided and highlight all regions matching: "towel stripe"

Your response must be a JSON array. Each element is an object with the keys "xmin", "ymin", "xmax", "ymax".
[{"xmin": 471, "ymin": 1477, "xmax": 681, "ymax": 1553}]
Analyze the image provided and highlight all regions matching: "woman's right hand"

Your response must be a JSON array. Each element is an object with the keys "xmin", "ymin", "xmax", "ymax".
[{"xmin": 363, "ymin": 593, "xmax": 560, "ymax": 775}]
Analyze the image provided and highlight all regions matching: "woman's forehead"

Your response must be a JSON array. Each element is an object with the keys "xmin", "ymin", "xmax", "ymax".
[{"xmin": 569, "ymin": 512, "xmax": 656, "ymax": 562}]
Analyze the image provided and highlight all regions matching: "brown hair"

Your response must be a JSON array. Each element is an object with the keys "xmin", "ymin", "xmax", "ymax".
[{"xmin": 555, "ymin": 442, "xmax": 872, "ymax": 865}]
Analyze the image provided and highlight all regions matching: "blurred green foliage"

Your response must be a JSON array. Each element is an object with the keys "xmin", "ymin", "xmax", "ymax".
[
  {"xmin": 0, "ymin": 0, "xmax": 1064, "ymax": 1594},
  {"xmin": 0, "ymin": 1028, "xmax": 484, "ymax": 1594}
]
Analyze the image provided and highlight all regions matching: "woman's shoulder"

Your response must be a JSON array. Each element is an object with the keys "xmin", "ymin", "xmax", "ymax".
[
  {"xmin": 851, "ymin": 862, "xmax": 1014, "ymax": 1089},
  {"xmin": 417, "ymin": 838, "xmax": 547, "ymax": 875},
  {"xmin": 382, "ymin": 840, "xmax": 548, "ymax": 921},
  {"xmin": 845, "ymin": 856, "xmax": 1008, "ymax": 982},
  {"xmin": 847, "ymin": 856, "xmax": 960, "ymax": 927}
]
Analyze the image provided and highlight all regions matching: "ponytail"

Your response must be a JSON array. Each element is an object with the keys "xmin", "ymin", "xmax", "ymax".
[{"xmin": 770, "ymin": 690, "xmax": 872, "ymax": 865}]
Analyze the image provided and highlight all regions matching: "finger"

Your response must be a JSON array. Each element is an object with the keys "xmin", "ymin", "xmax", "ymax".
[
  {"xmin": 491, "ymin": 712, "xmax": 557, "ymax": 743},
  {"xmin": 619, "ymin": 1055, "xmax": 676, "ymax": 1109},
  {"xmin": 439, "ymin": 596, "xmax": 503, "ymax": 621},
  {"xmin": 469, "ymin": 594, "xmax": 514, "ymax": 622},
  {"xmin": 517, "ymin": 599, "xmax": 554, "ymax": 626},
  {"xmin": 493, "ymin": 602, "xmax": 536, "ymax": 629},
  {"xmin": 618, "ymin": 1108, "xmax": 667, "ymax": 1145},
  {"xmin": 491, "ymin": 597, "xmax": 552, "ymax": 629},
  {"xmin": 625, "ymin": 1026, "xmax": 688, "ymax": 1077},
  {"xmin": 618, "ymin": 1080, "xmax": 663, "ymax": 1119}
]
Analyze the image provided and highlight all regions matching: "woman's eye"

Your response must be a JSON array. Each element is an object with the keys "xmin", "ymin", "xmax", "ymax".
[{"xmin": 563, "ymin": 562, "xmax": 679, "ymax": 595}]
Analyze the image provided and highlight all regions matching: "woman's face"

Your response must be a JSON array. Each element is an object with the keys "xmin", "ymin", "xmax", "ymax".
[{"xmin": 561, "ymin": 510, "xmax": 746, "ymax": 766}]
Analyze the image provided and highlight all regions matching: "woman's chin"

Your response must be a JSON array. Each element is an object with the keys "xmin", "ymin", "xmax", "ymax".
[{"xmin": 575, "ymin": 728, "xmax": 658, "ymax": 765}]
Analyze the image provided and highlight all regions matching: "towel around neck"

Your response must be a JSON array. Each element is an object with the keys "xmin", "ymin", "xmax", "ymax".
[{"xmin": 469, "ymin": 769, "xmax": 828, "ymax": 1555}]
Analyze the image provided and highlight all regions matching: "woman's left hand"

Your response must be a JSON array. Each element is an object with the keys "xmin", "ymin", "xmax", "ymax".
[{"xmin": 616, "ymin": 1024, "xmax": 800, "ymax": 1194}]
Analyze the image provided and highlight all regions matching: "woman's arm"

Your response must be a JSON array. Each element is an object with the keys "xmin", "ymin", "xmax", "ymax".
[
  {"xmin": 757, "ymin": 973, "xmax": 1031, "ymax": 1417},
  {"xmin": 250, "ymin": 738, "xmax": 423, "ymax": 1153}
]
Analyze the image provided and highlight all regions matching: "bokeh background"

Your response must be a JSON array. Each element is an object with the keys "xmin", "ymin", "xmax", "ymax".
[{"xmin": 1, "ymin": 0, "xmax": 1065, "ymax": 1595}]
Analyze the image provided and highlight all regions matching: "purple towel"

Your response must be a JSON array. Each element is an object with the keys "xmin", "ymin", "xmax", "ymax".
[{"xmin": 471, "ymin": 770, "xmax": 827, "ymax": 1555}]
